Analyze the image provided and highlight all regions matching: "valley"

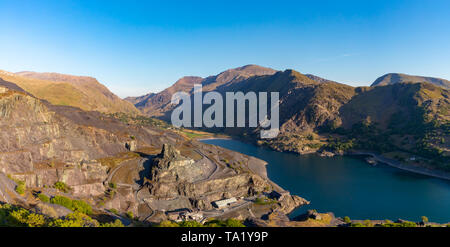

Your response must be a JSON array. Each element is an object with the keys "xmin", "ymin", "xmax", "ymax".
[{"xmin": 0, "ymin": 64, "xmax": 449, "ymax": 227}]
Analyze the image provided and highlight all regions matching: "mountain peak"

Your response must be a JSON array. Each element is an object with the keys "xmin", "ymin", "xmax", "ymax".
[
  {"xmin": 15, "ymin": 71, "xmax": 98, "ymax": 84},
  {"xmin": 371, "ymin": 73, "xmax": 450, "ymax": 89}
]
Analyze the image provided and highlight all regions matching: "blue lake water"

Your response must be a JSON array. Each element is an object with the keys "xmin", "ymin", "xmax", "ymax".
[{"xmin": 201, "ymin": 138, "xmax": 450, "ymax": 223}]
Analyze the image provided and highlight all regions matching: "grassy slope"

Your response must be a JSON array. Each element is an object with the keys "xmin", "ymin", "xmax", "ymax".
[{"xmin": 0, "ymin": 70, "xmax": 140, "ymax": 115}]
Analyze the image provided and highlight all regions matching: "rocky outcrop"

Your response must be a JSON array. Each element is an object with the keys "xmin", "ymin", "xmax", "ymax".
[
  {"xmin": 0, "ymin": 80, "xmax": 187, "ymax": 200},
  {"xmin": 145, "ymin": 145, "xmax": 272, "ymax": 210},
  {"xmin": 149, "ymin": 144, "xmax": 197, "ymax": 183},
  {"xmin": 276, "ymin": 194, "xmax": 310, "ymax": 214},
  {"xmin": 0, "ymin": 173, "xmax": 20, "ymax": 204},
  {"xmin": 10, "ymin": 161, "xmax": 108, "ymax": 197},
  {"xmin": 34, "ymin": 202, "xmax": 73, "ymax": 218}
]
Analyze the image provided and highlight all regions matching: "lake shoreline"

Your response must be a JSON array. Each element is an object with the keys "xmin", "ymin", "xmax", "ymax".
[
  {"xmin": 348, "ymin": 151, "xmax": 450, "ymax": 181},
  {"xmin": 199, "ymin": 137, "xmax": 450, "ymax": 182}
]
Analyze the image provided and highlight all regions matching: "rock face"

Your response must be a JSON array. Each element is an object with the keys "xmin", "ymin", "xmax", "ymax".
[
  {"xmin": 145, "ymin": 145, "xmax": 272, "ymax": 210},
  {"xmin": 276, "ymin": 194, "xmax": 310, "ymax": 215},
  {"xmin": 0, "ymin": 173, "xmax": 20, "ymax": 204},
  {"xmin": 10, "ymin": 161, "xmax": 108, "ymax": 196},
  {"xmin": 149, "ymin": 144, "xmax": 195, "ymax": 183},
  {"xmin": 125, "ymin": 140, "xmax": 138, "ymax": 152},
  {"xmin": 34, "ymin": 202, "xmax": 73, "ymax": 218},
  {"xmin": 0, "ymin": 78, "xmax": 184, "ymax": 200}
]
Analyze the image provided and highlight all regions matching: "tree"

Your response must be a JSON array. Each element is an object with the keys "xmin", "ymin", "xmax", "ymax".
[{"xmin": 343, "ymin": 216, "xmax": 351, "ymax": 224}]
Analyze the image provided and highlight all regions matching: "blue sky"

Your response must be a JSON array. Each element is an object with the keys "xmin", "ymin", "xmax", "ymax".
[{"xmin": 1, "ymin": 0, "xmax": 450, "ymax": 97}]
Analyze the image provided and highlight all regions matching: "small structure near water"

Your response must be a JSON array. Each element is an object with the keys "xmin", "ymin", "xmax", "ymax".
[
  {"xmin": 365, "ymin": 157, "xmax": 378, "ymax": 166},
  {"xmin": 212, "ymin": 197, "xmax": 237, "ymax": 209}
]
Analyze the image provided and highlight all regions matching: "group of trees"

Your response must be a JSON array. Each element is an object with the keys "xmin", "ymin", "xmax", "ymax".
[
  {"xmin": 49, "ymin": 195, "xmax": 93, "ymax": 215},
  {"xmin": 0, "ymin": 203, "xmax": 123, "ymax": 227}
]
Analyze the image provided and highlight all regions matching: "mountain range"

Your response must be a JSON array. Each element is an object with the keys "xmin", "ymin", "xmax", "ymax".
[
  {"xmin": 1, "ymin": 65, "xmax": 448, "ymax": 171},
  {"xmin": 0, "ymin": 64, "xmax": 449, "ymax": 227},
  {"xmin": 126, "ymin": 65, "xmax": 449, "ymax": 171}
]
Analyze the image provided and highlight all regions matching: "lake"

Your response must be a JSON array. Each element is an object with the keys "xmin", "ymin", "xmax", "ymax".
[{"xmin": 201, "ymin": 138, "xmax": 450, "ymax": 223}]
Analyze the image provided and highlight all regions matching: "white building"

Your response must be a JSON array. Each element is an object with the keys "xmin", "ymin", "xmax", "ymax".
[{"xmin": 212, "ymin": 197, "xmax": 237, "ymax": 208}]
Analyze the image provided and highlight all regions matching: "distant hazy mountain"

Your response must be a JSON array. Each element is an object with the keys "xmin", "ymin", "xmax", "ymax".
[
  {"xmin": 371, "ymin": 73, "xmax": 450, "ymax": 89},
  {"xmin": 126, "ymin": 65, "xmax": 277, "ymax": 117},
  {"xmin": 124, "ymin": 93, "xmax": 155, "ymax": 107},
  {"xmin": 0, "ymin": 70, "xmax": 140, "ymax": 115},
  {"xmin": 126, "ymin": 76, "xmax": 203, "ymax": 117}
]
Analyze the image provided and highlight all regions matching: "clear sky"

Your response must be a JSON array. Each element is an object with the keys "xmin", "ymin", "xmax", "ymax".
[{"xmin": 1, "ymin": 0, "xmax": 450, "ymax": 98}]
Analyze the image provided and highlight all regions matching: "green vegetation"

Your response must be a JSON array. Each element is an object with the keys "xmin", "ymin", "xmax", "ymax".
[
  {"xmin": 0, "ymin": 203, "xmax": 121, "ymax": 227},
  {"xmin": 38, "ymin": 193, "xmax": 50, "ymax": 203},
  {"xmin": 50, "ymin": 195, "xmax": 92, "ymax": 215},
  {"xmin": 378, "ymin": 221, "xmax": 417, "ymax": 227},
  {"xmin": 126, "ymin": 211, "xmax": 134, "ymax": 219},
  {"xmin": 204, "ymin": 218, "xmax": 245, "ymax": 227},
  {"xmin": 108, "ymin": 208, "xmax": 119, "ymax": 215},
  {"xmin": 343, "ymin": 216, "xmax": 351, "ymax": 224},
  {"xmin": 363, "ymin": 219, "xmax": 373, "ymax": 227},
  {"xmin": 108, "ymin": 182, "xmax": 117, "ymax": 189},
  {"xmin": 421, "ymin": 216, "xmax": 429, "ymax": 223},
  {"xmin": 14, "ymin": 180, "xmax": 26, "ymax": 195},
  {"xmin": 325, "ymin": 138, "xmax": 354, "ymax": 152},
  {"xmin": 100, "ymin": 219, "xmax": 124, "ymax": 227},
  {"xmin": 54, "ymin": 181, "xmax": 71, "ymax": 193},
  {"xmin": 156, "ymin": 218, "xmax": 245, "ymax": 227},
  {"xmin": 349, "ymin": 219, "xmax": 418, "ymax": 227}
]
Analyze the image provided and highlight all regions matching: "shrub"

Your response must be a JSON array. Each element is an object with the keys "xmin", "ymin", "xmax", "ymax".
[
  {"xmin": 421, "ymin": 216, "xmax": 429, "ymax": 223},
  {"xmin": 100, "ymin": 219, "xmax": 124, "ymax": 227},
  {"xmin": 179, "ymin": 221, "xmax": 203, "ymax": 227},
  {"xmin": 380, "ymin": 221, "xmax": 417, "ymax": 227},
  {"xmin": 363, "ymin": 219, "xmax": 373, "ymax": 227},
  {"xmin": 109, "ymin": 208, "xmax": 119, "ymax": 215},
  {"xmin": 343, "ymin": 216, "xmax": 351, "ymax": 224},
  {"xmin": 49, "ymin": 212, "xmax": 98, "ymax": 227},
  {"xmin": 38, "ymin": 193, "xmax": 50, "ymax": 203},
  {"xmin": 126, "ymin": 211, "xmax": 134, "ymax": 219},
  {"xmin": 50, "ymin": 196, "xmax": 92, "ymax": 215},
  {"xmin": 223, "ymin": 218, "xmax": 245, "ymax": 227},
  {"xmin": 50, "ymin": 195, "xmax": 73, "ymax": 210},
  {"xmin": 72, "ymin": 200, "xmax": 92, "ymax": 215},
  {"xmin": 54, "ymin": 181, "xmax": 70, "ymax": 193},
  {"xmin": 157, "ymin": 220, "xmax": 180, "ymax": 227},
  {"xmin": 350, "ymin": 223, "xmax": 366, "ymax": 227},
  {"xmin": 204, "ymin": 218, "xmax": 245, "ymax": 227},
  {"xmin": 7, "ymin": 208, "xmax": 46, "ymax": 227},
  {"xmin": 15, "ymin": 181, "xmax": 26, "ymax": 195}
]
